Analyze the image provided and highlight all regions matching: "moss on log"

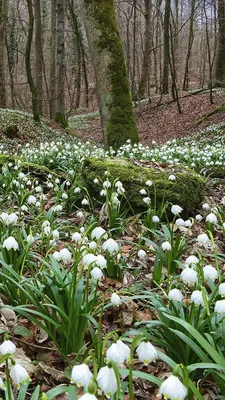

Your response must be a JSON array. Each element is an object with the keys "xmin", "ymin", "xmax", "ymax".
[{"xmin": 82, "ymin": 158, "xmax": 205, "ymax": 217}]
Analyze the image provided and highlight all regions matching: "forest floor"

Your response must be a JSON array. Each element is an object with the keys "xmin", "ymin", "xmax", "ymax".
[
  {"xmin": 73, "ymin": 89, "xmax": 225, "ymax": 145},
  {"xmin": 0, "ymin": 91, "xmax": 225, "ymax": 400}
]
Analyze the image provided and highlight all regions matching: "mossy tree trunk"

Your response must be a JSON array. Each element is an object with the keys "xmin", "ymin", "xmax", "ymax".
[
  {"xmin": 82, "ymin": 0, "xmax": 139, "ymax": 150},
  {"xmin": 214, "ymin": 0, "xmax": 225, "ymax": 87},
  {"xmin": 26, "ymin": 0, "xmax": 40, "ymax": 122}
]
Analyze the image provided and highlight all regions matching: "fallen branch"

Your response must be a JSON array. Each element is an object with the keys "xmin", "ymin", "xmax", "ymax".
[{"xmin": 196, "ymin": 102, "xmax": 225, "ymax": 125}]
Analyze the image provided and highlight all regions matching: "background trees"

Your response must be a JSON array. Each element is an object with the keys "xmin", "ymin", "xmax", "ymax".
[{"xmin": 0, "ymin": 0, "xmax": 224, "ymax": 119}]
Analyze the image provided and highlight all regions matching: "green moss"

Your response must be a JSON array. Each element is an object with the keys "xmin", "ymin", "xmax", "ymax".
[
  {"xmin": 84, "ymin": 0, "xmax": 139, "ymax": 149},
  {"xmin": 82, "ymin": 158, "xmax": 205, "ymax": 217},
  {"xmin": 54, "ymin": 112, "xmax": 68, "ymax": 129}
]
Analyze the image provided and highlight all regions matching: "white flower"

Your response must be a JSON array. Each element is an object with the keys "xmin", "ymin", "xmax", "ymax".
[
  {"xmin": 171, "ymin": 205, "xmax": 183, "ymax": 215},
  {"xmin": 168, "ymin": 174, "xmax": 176, "ymax": 181},
  {"xmin": 115, "ymin": 181, "xmax": 123, "ymax": 189},
  {"xmin": 159, "ymin": 375, "xmax": 187, "ymax": 400},
  {"xmin": 206, "ymin": 213, "xmax": 217, "ymax": 224},
  {"xmin": 191, "ymin": 290, "xmax": 205, "ymax": 306},
  {"xmin": 103, "ymin": 180, "xmax": 111, "ymax": 188},
  {"xmin": 52, "ymin": 204, "xmax": 63, "ymax": 212},
  {"xmin": 93, "ymin": 178, "xmax": 99, "ymax": 184},
  {"xmin": 27, "ymin": 195, "xmax": 37, "ymax": 205},
  {"xmin": 3, "ymin": 236, "xmax": 19, "ymax": 251},
  {"xmin": 197, "ymin": 233, "xmax": 210, "ymax": 245},
  {"xmin": 195, "ymin": 214, "xmax": 203, "ymax": 221},
  {"xmin": 0, "ymin": 340, "xmax": 16, "ymax": 355},
  {"xmin": 77, "ymin": 211, "xmax": 84, "ymax": 219},
  {"xmin": 7, "ymin": 213, "xmax": 18, "ymax": 225},
  {"xmin": 100, "ymin": 189, "xmax": 106, "ymax": 196},
  {"xmin": 10, "ymin": 364, "xmax": 30, "ymax": 389},
  {"xmin": 219, "ymin": 283, "xmax": 225, "ymax": 296},
  {"xmin": 74, "ymin": 187, "xmax": 81, "ymax": 193},
  {"xmin": 106, "ymin": 339, "xmax": 130, "ymax": 366},
  {"xmin": 202, "ymin": 203, "xmax": 210, "ymax": 210},
  {"xmin": 185, "ymin": 255, "xmax": 199, "ymax": 268},
  {"xmin": 143, "ymin": 197, "xmax": 151, "ymax": 205},
  {"xmin": 0, "ymin": 376, "xmax": 4, "ymax": 389},
  {"xmin": 72, "ymin": 232, "xmax": 82, "ymax": 242},
  {"xmin": 0, "ymin": 212, "xmax": 8, "ymax": 222},
  {"xmin": 161, "ymin": 241, "xmax": 171, "ymax": 251},
  {"xmin": 138, "ymin": 249, "xmax": 146, "ymax": 259},
  {"xmin": 136, "ymin": 341, "xmax": 158, "ymax": 365},
  {"xmin": 91, "ymin": 227, "xmax": 107, "ymax": 240},
  {"xmin": 96, "ymin": 254, "xmax": 107, "ymax": 268},
  {"xmin": 79, "ymin": 394, "xmax": 98, "ymax": 400},
  {"xmin": 27, "ymin": 234, "xmax": 34, "ymax": 244},
  {"xmin": 111, "ymin": 293, "xmax": 121, "ymax": 306},
  {"xmin": 152, "ymin": 215, "xmax": 159, "ymax": 223},
  {"xmin": 81, "ymin": 198, "xmax": 89, "ymax": 206},
  {"xmin": 215, "ymin": 299, "xmax": 225, "ymax": 314},
  {"xmin": 44, "ymin": 226, "xmax": 51, "ymax": 236},
  {"xmin": 221, "ymin": 196, "xmax": 225, "ymax": 205},
  {"xmin": 62, "ymin": 193, "xmax": 68, "ymax": 200},
  {"xmin": 168, "ymin": 288, "xmax": 184, "ymax": 302},
  {"xmin": 59, "ymin": 248, "xmax": 72, "ymax": 261},
  {"xmin": 184, "ymin": 219, "xmax": 191, "ymax": 227},
  {"xmin": 175, "ymin": 218, "xmax": 185, "ymax": 227},
  {"xmin": 52, "ymin": 230, "xmax": 59, "ymax": 239},
  {"xmin": 83, "ymin": 254, "xmax": 97, "ymax": 266},
  {"xmin": 91, "ymin": 267, "xmax": 103, "ymax": 280},
  {"xmin": 203, "ymin": 265, "xmax": 218, "ymax": 281},
  {"xmin": 180, "ymin": 268, "xmax": 198, "ymax": 285},
  {"xmin": 97, "ymin": 366, "xmax": 118, "ymax": 398},
  {"xmin": 140, "ymin": 189, "xmax": 147, "ymax": 195},
  {"xmin": 102, "ymin": 238, "xmax": 119, "ymax": 253},
  {"xmin": 71, "ymin": 363, "xmax": 93, "ymax": 389},
  {"xmin": 146, "ymin": 180, "xmax": 153, "ymax": 186},
  {"xmin": 52, "ymin": 251, "xmax": 60, "ymax": 260}
]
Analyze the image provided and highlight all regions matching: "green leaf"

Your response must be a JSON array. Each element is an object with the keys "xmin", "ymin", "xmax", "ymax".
[
  {"xmin": 14, "ymin": 325, "xmax": 32, "ymax": 337},
  {"xmin": 17, "ymin": 382, "xmax": 30, "ymax": 400},
  {"xmin": 163, "ymin": 312, "xmax": 225, "ymax": 367},
  {"xmin": 44, "ymin": 385, "xmax": 72, "ymax": 399},
  {"xmin": 30, "ymin": 385, "xmax": 41, "ymax": 400},
  {"xmin": 119, "ymin": 368, "xmax": 162, "ymax": 386}
]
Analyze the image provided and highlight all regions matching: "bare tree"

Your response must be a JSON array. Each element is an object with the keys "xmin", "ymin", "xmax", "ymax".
[
  {"xmin": 214, "ymin": 0, "xmax": 225, "ymax": 87},
  {"xmin": 162, "ymin": 0, "xmax": 171, "ymax": 93},
  {"xmin": 35, "ymin": 0, "xmax": 43, "ymax": 114},
  {"xmin": 49, "ymin": 0, "xmax": 56, "ymax": 119},
  {"xmin": 0, "ymin": 0, "xmax": 7, "ymax": 107},
  {"xmin": 26, "ymin": 0, "xmax": 40, "ymax": 121},
  {"xmin": 54, "ymin": 0, "xmax": 67, "ymax": 127}
]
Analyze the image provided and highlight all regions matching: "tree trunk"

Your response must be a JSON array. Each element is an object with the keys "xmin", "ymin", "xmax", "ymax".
[
  {"xmin": 182, "ymin": 0, "xmax": 196, "ymax": 91},
  {"xmin": 138, "ymin": 0, "xmax": 152, "ymax": 99},
  {"xmin": 162, "ymin": 0, "xmax": 171, "ymax": 94},
  {"xmin": 34, "ymin": 0, "xmax": 43, "ymax": 114},
  {"xmin": 214, "ymin": 0, "xmax": 225, "ymax": 87},
  {"xmin": 82, "ymin": 0, "xmax": 139, "ymax": 150},
  {"xmin": 26, "ymin": 0, "xmax": 40, "ymax": 122},
  {"xmin": 54, "ymin": 0, "xmax": 67, "ymax": 127},
  {"xmin": 0, "ymin": 0, "xmax": 7, "ymax": 108},
  {"xmin": 49, "ymin": 0, "xmax": 56, "ymax": 119}
]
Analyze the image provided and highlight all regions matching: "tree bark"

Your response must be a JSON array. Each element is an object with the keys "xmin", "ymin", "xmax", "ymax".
[
  {"xmin": 54, "ymin": 0, "xmax": 67, "ymax": 127},
  {"xmin": 162, "ymin": 0, "xmax": 171, "ymax": 94},
  {"xmin": 138, "ymin": 0, "xmax": 152, "ymax": 99},
  {"xmin": 26, "ymin": 0, "xmax": 40, "ymax": 121},
  {"xmin": 214, "ymin": 0, "xmax": 225, "ymax": 87},
  {"xmin": 0, "ymin": 0, "xmax": 7, "ymax": 108},
  {"xmin": 34, "ymin": 0, "xmax": 43, "ymax": 114},
  {"xmin": 182, "ymin": 0, "xmax": 196, "ymax": 91},
  {"xmin": 49, "ymin": 0, "xmax": 56, "ymax": 119},
  {"xmin": 82, "ymin": 0, "xmax": 139, "ymax": 149}
]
